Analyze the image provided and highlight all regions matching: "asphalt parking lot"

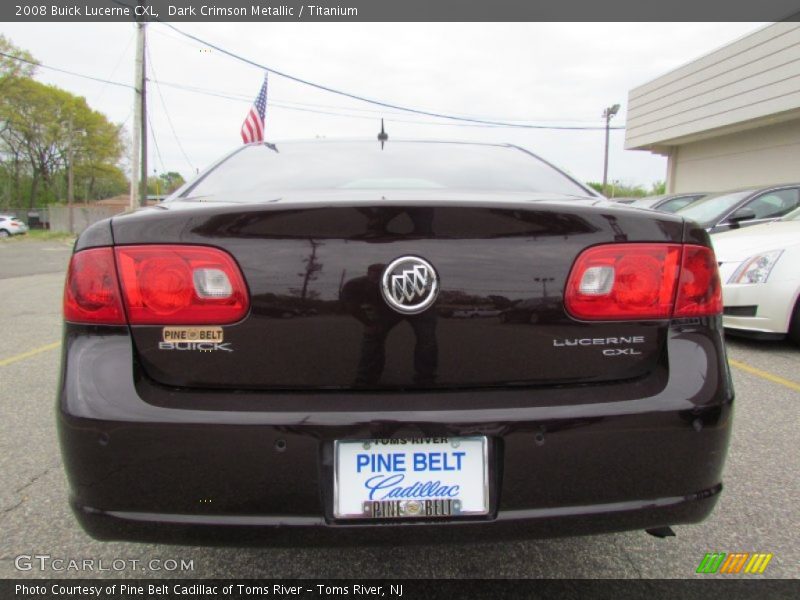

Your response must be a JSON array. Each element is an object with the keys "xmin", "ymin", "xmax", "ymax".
[{"xmin": 0, "ymin": 238, "xmax": 797, "ymax": 580}]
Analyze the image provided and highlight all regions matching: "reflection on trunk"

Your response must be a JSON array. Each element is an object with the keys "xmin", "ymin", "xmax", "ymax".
[
  {"xmin": 341, "ymin": 263, "xmax": 439, "ymax": 386},
  {"xmin": 292, "ymin": 238, "xmax": 324, "ymax": 301}
]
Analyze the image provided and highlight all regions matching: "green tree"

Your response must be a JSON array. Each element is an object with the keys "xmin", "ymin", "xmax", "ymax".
[
  {"xmin": 586, "ymin": 181, "xmax": 648, "ymax": 199},
  {"xmin": 147, "ymin": 171, "xmax": 186, "ymax": 196},
  {"xmin": 160, "ymin": 171, "xmax": 186, "ymax": 193},
  {"xmin": 78, "ymin": 164, "xmax": 129, "ymax": 200},
  {"xmin": 69, "ymin": 106, "xmax": 127, "ymax": 200},
  {"xmin": 650, "ymin": 180, "xmax": 667, "ymax": 195},
  {"xmin": 0, "ymin": 35, "xmax": 37, "ymax": 80},
  {"xmin": 0, "ymin": 77, "xmax": 126, "ymax": 208},
  {"xmin": 0, "ymin": 37, "xmax": 39, "ymax": 207},
  {"xmin": 0, "ymin": 77, "xmax": 69, "ymax": 207}
]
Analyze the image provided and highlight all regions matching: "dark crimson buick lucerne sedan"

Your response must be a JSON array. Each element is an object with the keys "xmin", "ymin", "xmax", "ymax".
[{"xmin": 57, "ymin": 140, "xmax": 732, "ymax": 544}]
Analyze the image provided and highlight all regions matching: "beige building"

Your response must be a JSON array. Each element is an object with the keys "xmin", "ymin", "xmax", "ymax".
[{"xmin": 626, "ymin": 22, "xmax": 800, "ymax": 193}]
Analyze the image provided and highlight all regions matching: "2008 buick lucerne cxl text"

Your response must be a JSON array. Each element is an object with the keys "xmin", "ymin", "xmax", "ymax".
[{"xmin": 57, "ymin": 140, "xmax": 732, "ymax": 544}]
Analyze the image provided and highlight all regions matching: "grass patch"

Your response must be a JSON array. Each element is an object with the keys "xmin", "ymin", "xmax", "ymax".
[{"xmin": 0, "ymin": 230, "xmax": 76, "ymax": 243}]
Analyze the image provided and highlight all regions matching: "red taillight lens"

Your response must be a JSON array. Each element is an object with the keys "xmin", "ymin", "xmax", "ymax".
[
  {"xmin": 566, "ymin": 244, "xmax": 681, "ymax": 320},
  {"xmin": 64, "ymin": 247, "xmax": 126, "ymax": 324},
  {"xmin": 115, "ymin": 245, "xmax": 249, "ymax": 324},
  {"xmin": 565, "ymin": 243, "xmax": 722, "ymax": 321},
  {"xmin": 674, "ymin": 245, "xmax": 722, "ymax": 317}
]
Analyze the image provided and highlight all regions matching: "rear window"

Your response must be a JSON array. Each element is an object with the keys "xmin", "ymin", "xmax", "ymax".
[{"xmin": 178, "ymin": 141, "xmax": 592, "ymax": 201}]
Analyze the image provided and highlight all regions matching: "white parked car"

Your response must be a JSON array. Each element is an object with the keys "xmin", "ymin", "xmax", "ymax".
[
  {"xmin": 712, "ymin": 208, "xmax": 800, "ymax": 343},
  {"xmin": 0, "ymin": 215, "xmax": 29, "ymax": 237}
]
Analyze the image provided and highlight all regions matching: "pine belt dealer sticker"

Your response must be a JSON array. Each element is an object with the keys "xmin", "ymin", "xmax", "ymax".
[{"xmin": 159, "ymin": 327, "xmax": 233, "ymax": 352}]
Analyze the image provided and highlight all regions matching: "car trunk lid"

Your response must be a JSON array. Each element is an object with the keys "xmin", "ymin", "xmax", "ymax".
[{"xmin": 111, "ymin": 195, "xmax": 684, "ymax": 390}]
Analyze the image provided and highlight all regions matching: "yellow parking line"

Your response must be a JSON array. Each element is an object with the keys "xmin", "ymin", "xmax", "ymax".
[
  {"xmin": 0, "ymin": 341, "xmax": 61, "ymax": 367},
  {"xmin": 729, "ymin": 359, "xmax": 800, "ymax": 393}
]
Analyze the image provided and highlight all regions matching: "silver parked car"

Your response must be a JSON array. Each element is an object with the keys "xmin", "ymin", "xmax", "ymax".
[
  {"xmin": 676, "ymin": 185, "xmax": 800, "ymax": 234},
  {"xmin": 629, "ymin": 193, "xmax": 707, "ymax": 213},
  {"xmin": 0, "ymin": 215, "xmax": 29, "ymax": 237}
]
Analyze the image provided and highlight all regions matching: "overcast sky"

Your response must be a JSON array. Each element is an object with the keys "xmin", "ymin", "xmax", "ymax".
[{"xmin": 2, "ymin": 22, "xmax": 766, "ymax": 189}]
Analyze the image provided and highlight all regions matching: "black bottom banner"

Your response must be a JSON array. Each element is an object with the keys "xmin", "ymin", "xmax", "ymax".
[{"xmin": 3, "ymin": 579, "xmax": 798, "ymax": 600}]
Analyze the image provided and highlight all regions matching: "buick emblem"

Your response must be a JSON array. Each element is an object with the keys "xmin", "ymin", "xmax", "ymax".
[{"xmin": 381, "ymin": 256, "xmax": 439, "ymax": 315}]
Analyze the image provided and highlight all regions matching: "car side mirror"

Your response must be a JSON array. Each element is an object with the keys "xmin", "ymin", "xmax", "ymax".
[{"xmin": 727, "ymin": 207, "xmax": 756, "ymax": 227}]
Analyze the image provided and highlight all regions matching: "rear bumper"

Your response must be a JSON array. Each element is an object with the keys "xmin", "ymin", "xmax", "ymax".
[
  {"xmin": 57, "ymin": 321, "xmax": 734, "ymax": 545},
  {"xmin": 71, "ymin": 488, "xmax": 722, "ymax": 546}
]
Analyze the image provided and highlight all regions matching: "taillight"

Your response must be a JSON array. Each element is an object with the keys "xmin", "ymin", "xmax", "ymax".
[
  {"xmin": 674, "ymin": 245, "xmax": 722, "ymax": 317},
  {"xmin": 64, "ymin": 247, "xmax": 126, "ymax": 324},
  {"xmin": 64, "ymin": 245, "xmax": 249, "ymax": 326},
  {"xmin": 565, "ymin": 243, "xmax": 721, "ymax": 320},
  {"xmin": 115, "ymin": 245, "xmax": 249, "ymax": 325}
]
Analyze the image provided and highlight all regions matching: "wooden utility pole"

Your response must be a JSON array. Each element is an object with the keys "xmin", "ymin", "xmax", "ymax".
[
  {"xmin": 67, "ymin": 115, "xmax": 74, "ymax": 234},
  {"xmin": 129, "ymin": 18, "xmax": 147, "ymax": 210},
  {"xmin": 602, "ymin": 115, "xmax": 610, "ymax": 192},
  {"xmin": 139, "ymin": 27, "xmax": 148, "ymax": 208},
  {"xmin": 601, "ymin": 104, "xmax": 620, "ymax": 194}
]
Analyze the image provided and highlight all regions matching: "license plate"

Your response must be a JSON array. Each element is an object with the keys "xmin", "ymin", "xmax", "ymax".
[{"xmin": 333, "ymin": 436, "xmax": 489, "ymax": 519}]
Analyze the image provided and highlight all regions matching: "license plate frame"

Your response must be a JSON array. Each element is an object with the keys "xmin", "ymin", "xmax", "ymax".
[{"xmin": 333, "ymin": 436, "xmax": 490, "ymax": 520}]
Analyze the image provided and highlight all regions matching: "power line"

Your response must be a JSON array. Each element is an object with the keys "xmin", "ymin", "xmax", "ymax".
[
  {"xmin": 274, "ymin": 97, "xmax": 605, "ymax": 125},
  {"xmin": 147, "ymin": 111, "xmax": 165, "ymax": 173},
  {"xmin": 160, "ymin": 22, "xmax": 625, "ymax": 131},
  {"xmin": 144, "ymin": 77, "xmax": 602, "ymax": 126},
  {"xmin": 0, "ymin": 50, "xmax": 133, "ymax": 89},
  {"xmin": 146, "ymin": 45, "xmax": 197, "ymax": 172},
  {"xmin": 0, "ymin": 50, "xmax": 493, "ymax": 130},
  {"xmin": 153, "ymin": 77, "xmax": 622, "ymax": 131},
  {"xmin": 119, "ymin": 108, "xmax": 133, "ymax": 128},
  {"xmin": 149, "ymin": 24, "xmax": 205, "ymax": 50},
  {"xmin": 96, "ymin": 30, "xmax": 136, "ymax": 102},
  {"xmin": 112, "ymin": 3, "xmax": 628, "ymax": 130},
  {"xmin": 150, "ymin": 78, "xmax": 510, "ymax": 128},
  {"xmin": 1, "ymin": 49, "xmax": 625, "ymax": 132},
  {"xmin": 149, "ymin": 26, "xmax": 604, "ymax": 125}
]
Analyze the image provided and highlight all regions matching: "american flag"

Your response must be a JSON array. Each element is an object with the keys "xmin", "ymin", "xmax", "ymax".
[{"xmin": 240, "ymin": 73, "xmax": 268, "ymax": 144}]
